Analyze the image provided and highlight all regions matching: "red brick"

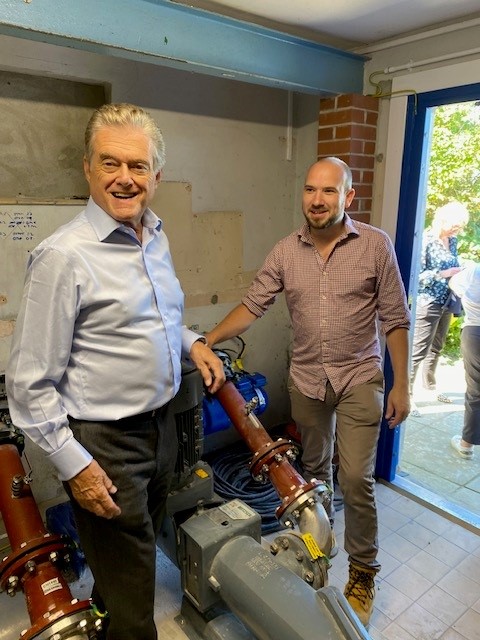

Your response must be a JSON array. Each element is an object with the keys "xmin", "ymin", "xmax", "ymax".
[
  {"xmin": 319, "ymin": 97, "xmax": 337, "ymax": 111},
  {"xmin": 335, "ymin": 124, "xmax": 377, "ymax": 141},
  {"xmin": 350, "ymin": 212, "xmax": 371, "ymax": 224},
  {"xmin": 347, "ymin": 154, "xmax": 376, "ymax": 170},
  {"xmin": 352, "ymin": 184, "xmax": 373, "ymax": 198},
  {"xmin": 317, "ymin": 139, "xmax": 364, "ymax": 157},
  {"xmin": 317, "ymin": 126, "xmax": 335, "ymax": 141}
]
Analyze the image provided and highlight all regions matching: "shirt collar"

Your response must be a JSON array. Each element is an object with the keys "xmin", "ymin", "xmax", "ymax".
[{"xmin": 85, "ymin": 197, "xmax": 162, "ymax": 242}]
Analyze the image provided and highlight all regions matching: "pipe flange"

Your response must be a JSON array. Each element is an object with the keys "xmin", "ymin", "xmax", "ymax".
[
  {"xmin": 276, "ymin": 481, "xmax": 331, "ymax": 525},
  {"xmin": 268, "ymin": 532, "xmax": 329, "ymax": 590},
  {"xmin": 249, "ymin": 438, "xmax": 292, "ymax": 477},
  {"xmin": 20, "ymin": 601, "xmax": 103, "ymax": 640}
]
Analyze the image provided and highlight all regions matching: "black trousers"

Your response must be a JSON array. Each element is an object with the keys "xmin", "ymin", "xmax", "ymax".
[
  {"xmin": 65, "ymin": 406, "xmax": 177, "ymax": 640},
  {"xmin": 462, "ymin": 325, "xmax": 480, "ymax": 445},
  {"xmin": 410, "ymin": 300, "xmax": 452, "ymax": 389}
]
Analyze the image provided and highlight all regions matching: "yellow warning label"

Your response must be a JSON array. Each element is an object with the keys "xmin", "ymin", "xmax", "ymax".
[
  {"xmin": 302, "ymin": 533, "xmax": 325, "ymax": 560},
  {"xmin": 195, "ymin": 468, "xmax": 209, "ymax": 479}
]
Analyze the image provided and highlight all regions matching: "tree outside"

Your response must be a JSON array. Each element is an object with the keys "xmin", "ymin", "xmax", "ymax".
[{"xmin": 425, "ymin": 100, "xmax": 480, "ymax": 360}]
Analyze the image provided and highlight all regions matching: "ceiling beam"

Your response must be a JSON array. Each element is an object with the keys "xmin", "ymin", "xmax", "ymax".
[{"xmin": 0, "ymin": 0, "xmax": 365, "ymax": 96}]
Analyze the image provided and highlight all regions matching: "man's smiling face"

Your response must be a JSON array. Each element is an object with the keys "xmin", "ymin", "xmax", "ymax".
[{"xmin": 83, "ymin": 125, "xmax": 161, "ymax": 233}]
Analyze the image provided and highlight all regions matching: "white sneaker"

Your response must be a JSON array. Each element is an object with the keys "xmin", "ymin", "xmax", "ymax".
[{"xmin": 451, "ymin": 435, "xmax": 474, "ymax": 459}]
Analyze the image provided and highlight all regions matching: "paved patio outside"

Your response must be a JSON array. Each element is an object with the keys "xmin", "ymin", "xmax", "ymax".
[{"xmin": 399, "ymin": 357, "xmax": 480, "ymax": 522}]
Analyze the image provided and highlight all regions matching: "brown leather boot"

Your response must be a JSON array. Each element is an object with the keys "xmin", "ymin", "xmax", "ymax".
[{"xmin": 344, "ymin": 563, "xmax": 376, "ymax": 626}]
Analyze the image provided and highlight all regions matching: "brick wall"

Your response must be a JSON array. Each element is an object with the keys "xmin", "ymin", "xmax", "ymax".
[{"xmin": 318, "ymin": 94, "xmax": 379, "ymax": 224}]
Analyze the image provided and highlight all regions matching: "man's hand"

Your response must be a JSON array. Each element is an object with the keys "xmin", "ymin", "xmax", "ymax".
[
  {"xmin": 384, "ymin": 384, "xmax": 411, "ymax": 429},
  {"xmin": 68, "ymin": 460, "xmax": 121, "ymax": 519},
  {"xmin": 189, "ymin": 340, "xmax": 226, "ymax": 393}
]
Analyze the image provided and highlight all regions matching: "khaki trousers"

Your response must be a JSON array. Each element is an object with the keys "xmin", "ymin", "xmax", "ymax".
[{"xmin": 289, "ymin": 372, "xmax": 384, "ymax": 571}]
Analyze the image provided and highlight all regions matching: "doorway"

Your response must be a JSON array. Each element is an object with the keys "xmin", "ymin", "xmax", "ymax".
[{"xmin": 376, "ymin": 83, "xmax": 480, "ymax": 529}]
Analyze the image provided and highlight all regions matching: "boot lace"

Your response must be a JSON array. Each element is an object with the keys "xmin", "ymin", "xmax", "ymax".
[{"xmin": 344, "ymin": 567, "xmax": 375, "ymax": 606}]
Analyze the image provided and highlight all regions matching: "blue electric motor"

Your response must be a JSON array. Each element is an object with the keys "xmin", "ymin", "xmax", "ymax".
[{"xmin": 202, "ymin": 350, "xmax": 268, "ymax": 435}]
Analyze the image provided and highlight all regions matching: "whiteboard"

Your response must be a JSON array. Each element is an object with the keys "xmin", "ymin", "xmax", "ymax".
[{"xmin": 0, "ymin": 202, "xmax": 86, "ymax": 371}]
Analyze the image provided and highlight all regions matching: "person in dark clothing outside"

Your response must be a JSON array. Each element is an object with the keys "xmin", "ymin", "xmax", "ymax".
[{"xmin": 410, "ymin": 201, "xmax": 469, "ymax": 408}]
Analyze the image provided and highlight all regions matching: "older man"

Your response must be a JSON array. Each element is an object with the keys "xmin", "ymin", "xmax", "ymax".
[{"xmin": 7, "ymin": 103, "xmax": 225, "ymax": 640}]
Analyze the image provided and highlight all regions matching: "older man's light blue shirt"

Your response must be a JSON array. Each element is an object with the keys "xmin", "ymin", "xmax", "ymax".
[{"xmin": 7, "ymin": 198, "xmax": 201, "ymax": 480}]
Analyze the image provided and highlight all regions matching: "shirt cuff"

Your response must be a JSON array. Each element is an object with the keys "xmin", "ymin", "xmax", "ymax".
[
  {"xmin": 181, "ymin": 326, "xmax": 207, "ymax": 358},
  {"xmin": 47, "ymin": 438, "xmax": 93, "ymax": 481}
]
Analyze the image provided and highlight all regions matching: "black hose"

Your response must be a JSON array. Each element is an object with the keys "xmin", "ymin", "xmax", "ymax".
[{"xmin": 207, "ymin": 442, "xmax": 283, "ymax": 534}]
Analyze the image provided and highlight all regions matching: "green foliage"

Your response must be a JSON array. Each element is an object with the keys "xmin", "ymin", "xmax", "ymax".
[
  {"xmin": 426, "ymin": 100, "xmax": 480, "ymax": 360},
  {"xmin": 442, "ymin": 316, "xmax": 464, "ymax": 364},
  {"xmin": 426, "ymin": 100, "xmax": 480, "ymax": 263}
]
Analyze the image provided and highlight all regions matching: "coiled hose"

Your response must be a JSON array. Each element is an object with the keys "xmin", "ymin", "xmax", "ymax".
[{"xmin": 208, "ymin": 442, "xmax": 285, "ymax": 534}]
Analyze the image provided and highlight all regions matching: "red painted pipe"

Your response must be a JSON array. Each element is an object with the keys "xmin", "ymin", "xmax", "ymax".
[
  {"xmin": 0, "ymin": 445, "xmax": 46, "ymax": 549},
  {"xmin": 214, "ymin": 382, "xmax": 322, "ymax": 517},
  {"xmin": 0, "ymin": 443, "xmax": 97, "ymax": 640}
]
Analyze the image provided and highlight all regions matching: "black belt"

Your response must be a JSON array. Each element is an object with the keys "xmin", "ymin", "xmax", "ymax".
[
  {"xmin": 68, "ymin": 406, "xmax": 166, "ymax": 426},
  {"xmin": 118, "ymin": 407, "xmax": 164, "ymax": 425}
]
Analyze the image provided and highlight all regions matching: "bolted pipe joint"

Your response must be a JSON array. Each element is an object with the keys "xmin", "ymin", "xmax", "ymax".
[{"xmin": 11, "ymin": 474, "xmax": 24, "ymax": 498}]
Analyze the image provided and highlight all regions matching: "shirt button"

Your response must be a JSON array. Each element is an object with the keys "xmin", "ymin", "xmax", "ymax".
[{"xmin": 322, "ymin": 295, "xmax": 326, "ymax": 300}]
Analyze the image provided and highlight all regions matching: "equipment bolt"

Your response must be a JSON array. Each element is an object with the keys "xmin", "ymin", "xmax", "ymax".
[
  {"xmin": 94, "ymin": 619, "xmax": 103, "ymax": 630},
  {"xmin": 71, "ymin": 598, "xmax": 79, "ymax": 604},
  {"xmin": 270, "ymin": 543, "xmax": 279, "ymax": 555},
  {"xmin": 305, "ymin": 571, "xmax": 315, "ymax": 584},
  {"xmin": 274, "ymin": 453, "xmax": 283, "ymax": 462},
  {"xmin": 284, "ymin": 519, "xmax": 293, "ymax": 529},
  {"xmin": 77, "ymin": 619, "xmax": 88, "ymax": 630},
  {"xmin": 49, "ymin": 551, "xmax": 58, "ymax": 563},
  {"xmin": 295, "ymin": 551, "xmax": 304, "ymax": 562},
  {"xmin": 280, "ymin": 537, "xmax": 289, "ymax": 550},
  {"xmin": 25, "ymin": 560, "xmax": 36, "ymax": 574}
]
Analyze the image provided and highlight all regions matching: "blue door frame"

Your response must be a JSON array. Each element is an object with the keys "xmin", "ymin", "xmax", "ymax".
[{"xmin": 375, "ymin": 82, "xmax": 480, "ymax": 481}]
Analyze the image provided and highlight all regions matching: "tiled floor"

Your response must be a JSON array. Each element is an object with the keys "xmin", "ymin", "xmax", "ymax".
[
  {"xmin": 329, "ymin": 482, "xmax": 480, "ymax": 640},
  {"xmin": 2, "ymin": 482, "xmax": 479, "ymax": 640}
]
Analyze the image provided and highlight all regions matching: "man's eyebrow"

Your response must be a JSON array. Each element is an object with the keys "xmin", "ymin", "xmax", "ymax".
[{"xmin": 98, "ymin": 152, "xmax": 150, "ymax": 165}]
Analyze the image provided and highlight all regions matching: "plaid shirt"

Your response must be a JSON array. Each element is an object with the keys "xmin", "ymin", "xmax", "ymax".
[{"xmin": 242, "ymin": 216, "xmax": 411, "ymax": 400}]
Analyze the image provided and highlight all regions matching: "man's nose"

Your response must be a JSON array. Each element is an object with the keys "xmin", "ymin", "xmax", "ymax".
[{"xmin": 116, "ymin": 164, "xmax": 134, "ymax": 184}]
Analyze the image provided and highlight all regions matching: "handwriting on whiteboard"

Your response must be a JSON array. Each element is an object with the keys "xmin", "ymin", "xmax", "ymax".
[{"xmin": 0, "ymin": 211, "xmax": 38, "ymax": 241}]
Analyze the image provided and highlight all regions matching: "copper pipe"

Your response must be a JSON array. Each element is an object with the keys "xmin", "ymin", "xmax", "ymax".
[
  {"xmin": 0, "ymin": 445, "xmax": 45, "ymax": 549},
  {"xmin": 0, "ymin": 443, "xmax": 99, "ymax": 639},
  {"xmin": 214, "ymin": 382, "xmax": 324, "ymax": 516}
]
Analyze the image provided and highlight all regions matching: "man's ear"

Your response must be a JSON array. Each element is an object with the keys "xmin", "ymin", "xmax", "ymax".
[
  {"xmin": 83, "ymin": 156, "xmax": 91, "ymax": 183},
  {"xmin": 154, "ymin": 169, "xmax": 162, "ymax": 186},
  {"xmin": 345, "ymin": 187, "xmax": 356, "ymax": 209}
]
